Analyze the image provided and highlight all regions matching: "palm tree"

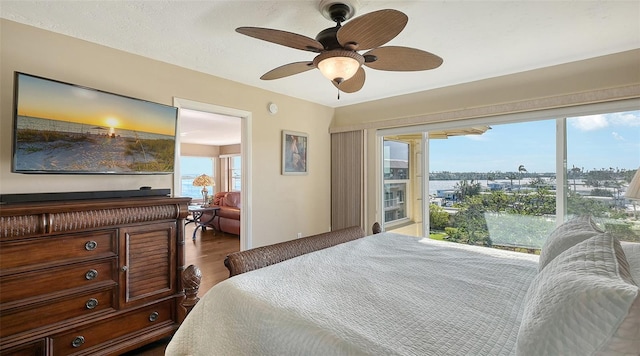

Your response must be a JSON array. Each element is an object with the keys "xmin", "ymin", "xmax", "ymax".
[
  {"xmin": 518, "ymin": 165, "xmax": 527, "ymax": 191},
  {"xmin": 606, "ymin": 180, "xmax": 624, "ymax": 210},
  {"xmin": 506, "ymin": 173, "xmax": 517, "ymax": 191},
  {"xmin": 570, "ymin": 166, "xmax": 582, "ymax": 192},
  {"xmin": 486, "ymin": 172, "xmax": 495, "ymax": 189}
]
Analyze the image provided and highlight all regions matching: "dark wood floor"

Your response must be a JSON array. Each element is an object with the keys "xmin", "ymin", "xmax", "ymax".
[
  {"xmin": 183, "ymin": 225, "xmax": 241, "ymax": 293},
  {"xmin": 121, "ymin": 223, "xmax": 240, "ymax": 355}
]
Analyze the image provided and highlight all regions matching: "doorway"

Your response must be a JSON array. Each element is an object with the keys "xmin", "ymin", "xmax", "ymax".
[{"xmin": 173, "ymin": 97, "xmax": 253, "ymax": 250}]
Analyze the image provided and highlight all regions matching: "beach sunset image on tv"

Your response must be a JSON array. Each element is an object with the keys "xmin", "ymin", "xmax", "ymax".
[{"xmin": 12, "ymin": 73, "xmax": 178, "ymax": 174}]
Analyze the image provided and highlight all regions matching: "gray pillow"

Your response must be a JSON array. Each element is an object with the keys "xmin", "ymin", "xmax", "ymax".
[{"xmin": 538, "ymin": 215, "xmax": 603, "ymax": 271}]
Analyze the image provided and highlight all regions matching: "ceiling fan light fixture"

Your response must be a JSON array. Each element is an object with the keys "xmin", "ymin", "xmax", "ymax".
[
  {"xmin": 238, "ymin": 6, "xmax": 442, "ymax": 96},
  {"xmin": 314, "ymin": 50, "xmax": 364, "ymax": 83}
]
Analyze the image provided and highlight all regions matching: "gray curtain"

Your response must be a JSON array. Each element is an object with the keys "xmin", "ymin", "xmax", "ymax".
[{"xmin": 331, "ymin": 130, "xmax": 364, "ymax": 231}]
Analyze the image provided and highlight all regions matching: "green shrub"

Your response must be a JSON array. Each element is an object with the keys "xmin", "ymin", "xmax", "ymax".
[
  {"xmin": 605, "ymin": 222, "xmax": 639, "ymax": 242},
  {"xmin": 429, "ymin": 204, "xmax": 450, "ymax": 230}
]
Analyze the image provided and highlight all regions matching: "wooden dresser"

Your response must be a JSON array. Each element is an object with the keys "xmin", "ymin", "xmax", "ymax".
[{"xmin": 0, "ymin": 196, "xmax": 191, "ymax": 355}]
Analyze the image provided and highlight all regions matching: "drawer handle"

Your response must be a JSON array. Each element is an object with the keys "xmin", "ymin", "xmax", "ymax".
[
  {"xmin": 85, "ymin": 240, "xmax": 98, "ymax": 251},
  {"xmin": 85, "ymin": 269, "xmax": 98, "ymax": 280},
  {"xmin": 85, "ymin": 298, "xmax": 99, "ymax": 309},
  {"xmin": 149, "ymin": 311, "xmax": 159, "ymax": 322},
  {"xmin": 72, "ymin": 336, "xmax": 85, "ymax": 348}
]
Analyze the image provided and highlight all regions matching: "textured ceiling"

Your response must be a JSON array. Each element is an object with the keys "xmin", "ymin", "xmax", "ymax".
[
  {"xmin": 2, "ymin": 1, "xmax": 639, "ymax": 146},
  {"xmin": 178, "ymin": 109, "xmax": 241, "ymax": 146},
  {"xmin": 2, "ymin": 0, "xmax": 639, "ymax": 110}
]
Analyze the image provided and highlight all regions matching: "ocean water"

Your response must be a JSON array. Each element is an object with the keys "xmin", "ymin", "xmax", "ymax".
[
  {"xmin": 180, "ymin": 179, "xmax": 543, "ymax": 199},
  {"xmin": 17, "ymin": 116, "xmax": 173, "ymax": 140},
  {"xmin": 180, "ymin": 179, "xmax": 240, "ymax": 200}
]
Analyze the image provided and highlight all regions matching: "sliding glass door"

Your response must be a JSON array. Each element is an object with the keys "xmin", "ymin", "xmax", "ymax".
[{"xmin": 379, "ymin": 107, "xmax": 639, "ymax": 251}]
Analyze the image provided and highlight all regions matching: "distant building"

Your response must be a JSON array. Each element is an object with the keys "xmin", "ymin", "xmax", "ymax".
[
  {"xmin": 436, "ymin": 189, "xmax": 458, "ymax": 201},
  {"xmin": 384, "ymin": 184, "xmax": 406, "ymax": 222},
  {"xmin": 488, "ymin": 182, "xmax": 506, "ymax": 191},
  {"xmin": 384, "ymin": 159, "xmax": 409, "ymax": 223},
  {"xmin": 430, "ymin": 197, "xmax": 445, "ymax": 206},
  {"xmin": 384, "ymin": 159, "xmax": 408, "ymax": 179}
]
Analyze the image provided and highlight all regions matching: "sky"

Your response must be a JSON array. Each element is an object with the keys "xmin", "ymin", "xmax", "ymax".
[
  {"xmin": 388, "ymin": 111, "xmax": 640, "ymax": 173},
  {"xmin": 181, "ymin": 156, "xmax": 214, "ymax": 177},
  {"xmin": 16, "ymin": 73, "xmax": 177, "ymax": 136}
]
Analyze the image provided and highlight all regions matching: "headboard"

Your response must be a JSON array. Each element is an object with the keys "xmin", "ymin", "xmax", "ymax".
[{"xmin": 224, "ymin": 226, "xmax": 369, "ymax": 276}]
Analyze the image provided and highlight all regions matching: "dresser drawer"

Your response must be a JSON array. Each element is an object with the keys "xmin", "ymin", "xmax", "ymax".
[
  {"xmin": 52, "ymin": 299, "xmax": 175, "ymax": 355},
  {"xmin": 1, "ymin": 287, "xmax": 115, "ymax": 338},
  {"xmin": 0, "ymin": 339, "xmax": 46, "ymax": 356},
  {"xmin": 1, "ymin": 259, "xmax": 117, "ymax": 305},
  {"xmin": 0, "ymin": 230, "xmax": 117, "ymax": 272}
]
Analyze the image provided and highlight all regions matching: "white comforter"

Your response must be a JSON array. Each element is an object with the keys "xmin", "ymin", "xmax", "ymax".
[{"xmin": 166, "ymin": 232, "xmax": 540, "ymax": 356}]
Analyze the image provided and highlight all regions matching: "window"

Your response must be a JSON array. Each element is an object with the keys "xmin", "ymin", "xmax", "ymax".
[
  {"xmin": 381, "ymin": 107, "xmax": 640, "ymax": 251},
  {"xmin": 429, "ymin": 120, "xmax": 557, "ymax": 250},
  {"xmin": 566, "ymin": 111, "xmax": 640, "ymax": 242},
  {"xmin": 229, "ymin": 155, "xmax": 241, "ymax": 192},
  {"xmin": 180, "ymin": 156, "xmax": 215, "ymax": 202},
  {"xmin": 383, "ymin": 140, "xmax": 410, "ymax": 225}
]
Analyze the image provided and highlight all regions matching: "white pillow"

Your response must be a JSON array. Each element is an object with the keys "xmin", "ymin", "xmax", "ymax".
[
  {"xmin": 516, "ymin": 233, "xmax": 640, "ymax": 355},
  {"xmin": 621, "ymin": 241, "xmax": 640, "ymax": 284},
  {"xmin": 538, "ymin": 215, "xmax": 603, "ymax": 271}
]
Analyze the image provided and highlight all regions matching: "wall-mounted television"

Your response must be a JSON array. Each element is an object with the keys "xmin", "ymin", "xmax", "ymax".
[{"xmin": 12, "ymin": 72, "xmax": 178, "ymax": 174}]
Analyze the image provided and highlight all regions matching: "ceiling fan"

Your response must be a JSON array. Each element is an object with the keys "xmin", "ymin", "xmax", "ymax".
[{"xmin": 236, "ymin": 1, "xmax": 443, "ymax": 96}]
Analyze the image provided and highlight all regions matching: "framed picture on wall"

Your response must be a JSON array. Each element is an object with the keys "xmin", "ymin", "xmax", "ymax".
[{"xmin": 282, "ymin": 130, "xmax": 308, "ymax": 175}]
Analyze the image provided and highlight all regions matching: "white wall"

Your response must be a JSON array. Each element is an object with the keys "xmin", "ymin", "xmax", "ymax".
[
  {"xmin": 331, "ymin": 49, "xmax": 640, "ymax": 129},
  {"xmin": 220, "ymin": 144, "xmax": 241, "ymax": 156},
  {"xmin": 181, "ymin": 143, "xmax": 220, "ymax": 157},
  {"xmin": 0, "ymin": 19, "xmax": 333, "ymax": 248}
]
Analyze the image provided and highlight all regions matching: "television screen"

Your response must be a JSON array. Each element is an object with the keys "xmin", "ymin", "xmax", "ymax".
[{"xmin": 12, "ymin": 72, "xmax": 178, "ymax": 174}]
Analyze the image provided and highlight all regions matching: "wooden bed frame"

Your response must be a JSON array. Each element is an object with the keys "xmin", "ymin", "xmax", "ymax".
[{"xmin": 182, "ymin": 224, "xmax": 381, "ymax": 312}]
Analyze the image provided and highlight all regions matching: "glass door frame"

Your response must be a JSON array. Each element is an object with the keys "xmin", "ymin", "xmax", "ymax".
[
  {"xmin": 377, "ymin": 127, "xmax": 431, "ymax": 237},
  {"xmin": 375, "ymin": 99, "xmax": 639, "ymax": 238}
]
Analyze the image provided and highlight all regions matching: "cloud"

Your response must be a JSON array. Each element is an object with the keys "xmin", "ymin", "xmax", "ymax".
[
  {"xmin": 570, "ymin": 114, "xmax": 609, "ymax": 131},
  {"xmin": 570, "ymin": 111, "xmax": 640, "ymax": 131},
  {"xmin": 465, "ymin": 134, "xmax": 489, "ymax": 141},
  {"xmin": 611, "ymin": 131, "xmax": 625, "ymax": 141},
  {"xmin": 609, "ymin": 111, "xmax": 640, "ymax": 127}
]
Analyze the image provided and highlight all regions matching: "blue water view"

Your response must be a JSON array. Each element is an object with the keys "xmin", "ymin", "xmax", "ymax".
[{"xmin": 180, "ymin": 178, "xmax": 240, "ymax": 200}]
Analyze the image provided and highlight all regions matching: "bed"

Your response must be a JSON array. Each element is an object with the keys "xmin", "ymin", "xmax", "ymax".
[{"xmin": 167, "ymin": 217, "xmax": 640, "ymax": 356}]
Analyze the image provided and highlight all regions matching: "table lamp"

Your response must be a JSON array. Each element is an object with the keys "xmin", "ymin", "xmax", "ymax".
[
  {"xmin": 626, "ymin": 168, "xmax": 640, "ymax": 201},
  {"xmin": 192, "ymin": 174, "xmax": 214, "ymax": 206},
  {"xmin": 626, "ymin": 168, "xmax": 640, "ymax": 220}
]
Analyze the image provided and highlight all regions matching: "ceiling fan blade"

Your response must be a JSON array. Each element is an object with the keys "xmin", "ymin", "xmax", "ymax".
[
  {"xmin": 337, "ymin": 9, "xmax": 407, "ymax": 51},
  {"xmin": 260, "ymin": 61, "xmax": 315, "ymax": 80},
  {"xmin": 364, "ymin": 46, "xmax": 443, "ymax": 71},
  {"xmin": 333, "ymin": 67, "xmax": 365, "ymax": 93},
  {"xmin": 236, "ymin": 27, "xmax": 324, "ymax": 52}
]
